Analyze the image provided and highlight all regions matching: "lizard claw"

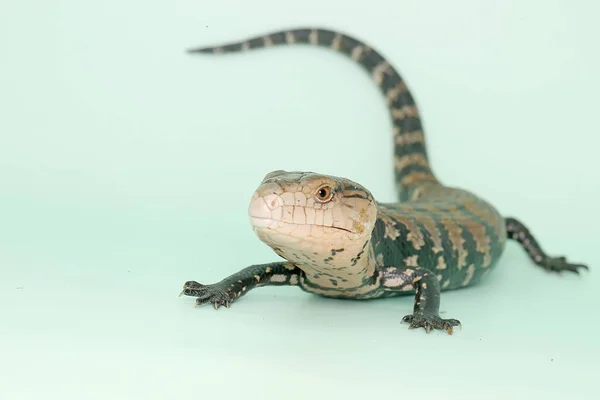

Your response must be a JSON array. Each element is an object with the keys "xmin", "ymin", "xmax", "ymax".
[
  {"xmin": 541, "ymin": 256, "xmax": 588, "ymax": 274},
  {"xmin": 402, "ymin": 313, "xmax": 461, "ymax": 335},
  {"xmin": 182, "ymin": 280, "xmax": 235, "ymax": 309}
]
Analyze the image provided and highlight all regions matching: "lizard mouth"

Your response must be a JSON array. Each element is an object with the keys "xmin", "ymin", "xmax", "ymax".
[{"xmin": 249, "ymin": 216, "xmax": 353, "ymax": 233}]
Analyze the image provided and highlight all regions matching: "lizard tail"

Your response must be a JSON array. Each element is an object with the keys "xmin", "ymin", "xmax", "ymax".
[{"xmin": 188, "ymin": 28, "xmax": 440, "ymax": 201}]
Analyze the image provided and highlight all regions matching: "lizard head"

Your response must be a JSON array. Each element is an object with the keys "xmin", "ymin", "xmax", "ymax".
[{"xmin": 248, "ymin": 170, "xmax": 378, "ymax": 266}]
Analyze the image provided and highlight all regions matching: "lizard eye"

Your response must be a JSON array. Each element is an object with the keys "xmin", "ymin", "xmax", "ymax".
[{"xmin": 315, "ymin": 185, "xmax": 334, "ymax": 203}]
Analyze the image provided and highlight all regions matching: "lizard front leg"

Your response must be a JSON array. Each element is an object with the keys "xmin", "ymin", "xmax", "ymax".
[
  {"xmin": 380, "ymin": 266, "xmax": 461, "ymax": 334},
  {"xmin": 180, "ymin": 262, "xmax": 302, "ymax": 309}
]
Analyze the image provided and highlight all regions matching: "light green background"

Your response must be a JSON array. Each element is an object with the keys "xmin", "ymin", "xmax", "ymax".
[{"xmin": 1, "ymin": 1, "xmax": 599, "ymax": 399}]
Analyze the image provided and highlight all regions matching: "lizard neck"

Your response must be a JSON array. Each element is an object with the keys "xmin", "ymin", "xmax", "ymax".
[{"xmin": 283, "ymin": 237, "xmax": 376, "ymax": 290}]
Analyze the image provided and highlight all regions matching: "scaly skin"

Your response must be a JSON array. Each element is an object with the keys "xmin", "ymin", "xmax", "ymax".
[{"xmin": 180, "ymin": 28, "xmax": 588, "ymax": 334}]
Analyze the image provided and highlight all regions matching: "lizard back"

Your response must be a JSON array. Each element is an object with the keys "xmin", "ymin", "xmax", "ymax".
[{"xmin": 373, "ymin": 185, "xmax": 507, "ymax": 292}]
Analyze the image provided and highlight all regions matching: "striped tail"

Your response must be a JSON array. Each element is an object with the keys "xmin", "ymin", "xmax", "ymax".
[{"xmin": 188, "ymin": 28, "xmax": 440, "ymax": 201}]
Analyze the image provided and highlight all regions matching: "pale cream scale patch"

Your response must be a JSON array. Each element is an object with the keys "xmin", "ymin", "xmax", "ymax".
[
  {"xmin": 285, "ymin": 31, "xmax": 295, "ymax": 43},
  {"xmin": 331, "ymin": 34, "xmax": 342, "ymax": 50},
  {"xmin": 465, "ymin": 222, "xmax": 492, "ymax": 268},
  {"xmin": 381, "ymin": 276, "xmax": 404, "ymax": 288},
  {"xmin": 395, "ymin": 130, "xmax": 425, "ymax": 146},
  {"xmin": 392, "ymin": 105, "xmax": 418, "ymax": 119},
  {"xmin": 402, "ymin": 218, "xmax": 425, "ymax": 250},
  {"xmin": 400, "ymin": 172, "xmax": 437, "ymax": 186},
  {"xmin": 386, "ymin": 81, "xmax": 407, "ymax": 104},
  {"xmin": 270, "ymin": 274, "xmax": 288, "ymax": 283},
  {"xmin": 440, "ymin": 217, "xmax": 468, "ymax": 270},
  {"xmin": 262, "ymin": 35, "xmax": 274, "ymax": 46},
  {"xmin": 394, "ymin": 153, "xmax": 430, "ymax": 171},
  {"xmin": 371, "ymin": 61, "xmax": 390, "ymax": 86},
  {"xmin": 462, "ymin": 264, "xmax": 476, "ymax": 287},
  {"xmin": 351, "ymin": 45, "xmax": 364, "ymax": 60},
  {"xmin": 404, "ymin": 255, "xmax": 419, "ymax": 267}
]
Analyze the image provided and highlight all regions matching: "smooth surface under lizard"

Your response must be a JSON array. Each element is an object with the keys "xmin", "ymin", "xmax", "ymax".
[{"xmin": 179, "ymin": 28, "xmax": 588, "ymax": 334}]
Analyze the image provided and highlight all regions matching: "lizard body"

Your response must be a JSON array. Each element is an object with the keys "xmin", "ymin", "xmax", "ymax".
[{"xmin": 181, "ymin": 28, "xmax": 588, "ymax": 334}]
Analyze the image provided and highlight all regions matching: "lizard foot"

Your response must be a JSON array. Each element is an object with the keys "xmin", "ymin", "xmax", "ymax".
[
  {"xmin": 541, "ymin": 256, "xmax": 588, "ymax": 274},
  {"xmin": 402, "ymin": 313, "xmax": 461, "ymax": 334},
  {"xmin": 180, "ymin": 281, "xmax": 234, "ymax": 309}
]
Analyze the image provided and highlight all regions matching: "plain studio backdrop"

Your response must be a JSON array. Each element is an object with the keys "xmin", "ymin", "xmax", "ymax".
[{"xmin": 1, "ymin": 1, "xmax": 599, "ymax": 399}]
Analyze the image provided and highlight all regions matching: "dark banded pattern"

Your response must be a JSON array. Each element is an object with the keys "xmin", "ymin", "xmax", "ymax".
[
  {"xmin": 181, "ymin": 262, "xmax": 302, "ymax": 308},
  {"xmin": 373, "ymin": 189, "xmax": 507, "ymax": 292},
  {"xmin": 188, "ymin": 28, "xmax": 438, "ymax": 201}
]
